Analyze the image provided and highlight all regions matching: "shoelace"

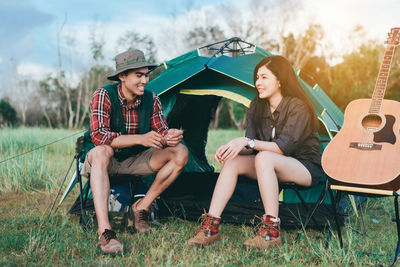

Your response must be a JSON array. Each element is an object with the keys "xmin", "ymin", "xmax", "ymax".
[
  {"xmin": 102, "ymin": 229, "xmax": 117, "ymax": 242},
  {"xmin": 254, "ymin": 216, "xmax": 278, "ymax": 236},
  {"xmin": 138, "ymin": 210, "xmax": 150, "ymax": 222},
  {"xmin": 197, "ymin": 214, "xmax": 213, "ymax": 233}
]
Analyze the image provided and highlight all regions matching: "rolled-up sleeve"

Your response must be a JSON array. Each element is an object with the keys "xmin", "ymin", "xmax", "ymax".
[
  {"xmin": 90, "ymin": 88, "xmax": 121, "ymax": 146},
  {"xmin": 245, "ymin": 101, "xmax": 256, "ymax": 139},
  {"xmin": 274, "ymin": 101, "xmax": 311, "ymax": 156},
  {"xmin": 150, "ymin": 93, "xmax": 169, "ymax": 136}
]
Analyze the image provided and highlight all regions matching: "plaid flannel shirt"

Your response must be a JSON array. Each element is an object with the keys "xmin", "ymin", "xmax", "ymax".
[{"xmin": 90, "ymin": 84, "xmax": 169, "ymax": 146}]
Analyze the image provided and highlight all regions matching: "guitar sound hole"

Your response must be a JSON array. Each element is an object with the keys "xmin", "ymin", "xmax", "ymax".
[{"xmin": 361, "ymin": 114, "xmax": 382, "ymax": 131}]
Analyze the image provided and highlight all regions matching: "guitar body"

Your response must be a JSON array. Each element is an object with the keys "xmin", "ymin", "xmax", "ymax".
[{"xmin": 322, "ymin": 99, "xmax": 400, "ymax": 190}]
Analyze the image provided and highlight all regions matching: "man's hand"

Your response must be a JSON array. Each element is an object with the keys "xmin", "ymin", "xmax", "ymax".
[
  {"xmin": 215, "ymin": 137, "xmax": 247, "ymax": 163},
  {"xmin": 141, "ymin": 131, "xmax": 164, "ymax": 149},
  {"xmin": 163, "ymin": 128, "xmax": 183, "ymax": 147}
]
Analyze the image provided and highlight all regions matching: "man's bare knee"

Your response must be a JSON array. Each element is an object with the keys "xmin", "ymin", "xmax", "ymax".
[
  {"xmin": 89, "ymin": 145, "xmax": 114, "ymax": 166},
  {"xmin": 173, "ymin": 144, "xmax": 189, "ymax": 167}
]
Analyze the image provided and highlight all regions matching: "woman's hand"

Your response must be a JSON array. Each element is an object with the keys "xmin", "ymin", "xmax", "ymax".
[{"xmin": 215, "ymin": 137, "xmax": 248, "ymax": 163}]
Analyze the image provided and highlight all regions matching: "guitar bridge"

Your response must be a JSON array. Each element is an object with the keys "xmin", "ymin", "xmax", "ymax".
[{"xmin": 349, "ymin": 142, "xmax": 382, "ymax": 151}]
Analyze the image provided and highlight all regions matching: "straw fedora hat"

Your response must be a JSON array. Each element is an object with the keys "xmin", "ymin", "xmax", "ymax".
[{"xmin": 107, "ymin": 49, "xmax": 157, "ymax": 81}]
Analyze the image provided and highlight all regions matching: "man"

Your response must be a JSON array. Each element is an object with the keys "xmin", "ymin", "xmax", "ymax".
[{"xmin": 81, "ymin": 49, "xmax": 188, "ymax": 255}]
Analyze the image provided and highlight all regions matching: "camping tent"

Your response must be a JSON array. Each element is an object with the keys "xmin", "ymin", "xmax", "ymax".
[
  {"xmin": 144, "ymin": 37, "xmax": 344, "ymax": 226},
  {"xmin": 65, "ymin": 37, "xmax": 346, "ymax": 227}
]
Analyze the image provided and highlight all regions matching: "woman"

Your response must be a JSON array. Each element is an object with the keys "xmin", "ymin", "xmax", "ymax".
[{"xmin": 188, "ymin": 55, "xmax": 323, "ymax": 249}]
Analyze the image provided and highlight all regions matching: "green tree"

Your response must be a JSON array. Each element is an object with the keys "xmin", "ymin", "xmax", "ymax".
[
  {"xmin": 116, "ymin": 31, "xmax": 157, "ymax": 63},
  {"xmin": 75, "ymin": 65, "xmax": 113, "ymax": 129},
  {"xmin": 328, "ymin": 44, "xmax": 383, "ymax": 110},
  {"xmin": 74, "ymin": 30, "xmax": 113, "ymax": 129},
  {"xmin": 185, "ymin": 25, "xmax": 226, "ymax": 55},
  {"xmin": 209, "ymin": 99, "xmax": 248, "ymax": 130},
  {"xmin": 386, "ymin": 46, "xmax": 400, "ymax": 102},
  {"xmin": 0, "ymin": 98, "xmax": 18, "ymax": 127},
  {"xmin": 279, "ymin": 24, "xmax": 325, "ymax": 69},
  {"xmin": 301, "ymin": 55, "xmax": 333, "ymax": 94}
]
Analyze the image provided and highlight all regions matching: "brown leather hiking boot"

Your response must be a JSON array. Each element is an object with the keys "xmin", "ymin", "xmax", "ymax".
[
  {"xmin": 98, "ymin": 229, "xmax": 123, "ymax": 255},
  {"xmin": 132, "ymin": 199, "xmax": 151, "ymax": 234},
  {"xmin": 188, "ymin": 213, "xmax": 221, "ymax": 247},
  {"xmin": 243, "ymin": 215, "xmax": 282, "ymax": 249}
]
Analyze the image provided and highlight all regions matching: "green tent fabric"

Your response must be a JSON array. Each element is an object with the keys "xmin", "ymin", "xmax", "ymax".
[
  {"xmin": 146, "ymin": 38, "xmax": 344, "ymax": 207},
  {"xmin": 148, "ymin": 46, "xmax": 343, "ymax": 142}
]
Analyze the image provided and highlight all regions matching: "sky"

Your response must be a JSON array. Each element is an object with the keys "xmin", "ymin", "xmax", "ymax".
[{"xmin": 0, "ymin": 0, "xmax": 398, "ymax": 90}]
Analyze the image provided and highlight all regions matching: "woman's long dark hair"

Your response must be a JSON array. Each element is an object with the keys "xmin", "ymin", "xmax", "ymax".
[{"xmin": 251, "ymin": 55, "xmax": 319, "ymax": 131}]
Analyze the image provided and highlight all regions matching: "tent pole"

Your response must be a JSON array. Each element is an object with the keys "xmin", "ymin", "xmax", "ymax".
[
  {"xmin": 198, "ymin": 37, "xmax": 239, "ymax": 49},
  {"xmin": 47, "ymin": 155, "xmax": 75, "ymax": 218},
  {"xmin": 204, "ymin": 38, "xmax": 238, "ymax": 67},
  {"xmin": 77, "ymin": 154, "xmax": 90, "ymax": 229},
  {"xmin": 203, "ymin": 37, "xmax": 256, "ymax": 67}
]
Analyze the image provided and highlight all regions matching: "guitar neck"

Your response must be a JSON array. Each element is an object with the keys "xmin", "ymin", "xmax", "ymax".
[{"xmin": 369, "ymin": 44, "xmax": 396, "ymax": 113}]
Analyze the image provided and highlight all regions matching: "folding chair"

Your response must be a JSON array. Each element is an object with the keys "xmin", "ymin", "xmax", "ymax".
[
  {"xmin": 276, "ymin": 124, "xmax": 342, "ymax": 231},
  {"xmin": 279, "ymin": 177, "xmax": 332, "ymax": 230},
  {"xmin": 73, "ymin": 137, "xmax": 142, "ymax": 230},
  {"xmin": 328, "ymin": 182, "xmax": 400, "ymax": 266}
]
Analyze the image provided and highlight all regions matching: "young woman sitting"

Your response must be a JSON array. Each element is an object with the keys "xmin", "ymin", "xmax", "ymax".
[{"xmin": 188, "ymin": 55, "xmax": 323, "ymax": 248}]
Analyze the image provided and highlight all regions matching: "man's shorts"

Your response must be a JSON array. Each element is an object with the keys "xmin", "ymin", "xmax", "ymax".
[{"xmin": 81, "ymin": 148, "xmax": 156, "ymax": 178}]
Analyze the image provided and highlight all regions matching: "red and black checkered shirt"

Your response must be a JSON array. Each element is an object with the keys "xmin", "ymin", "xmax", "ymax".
[{"xmin": 90, "ymin": 84, "xmax": 169, "ymax": 146}]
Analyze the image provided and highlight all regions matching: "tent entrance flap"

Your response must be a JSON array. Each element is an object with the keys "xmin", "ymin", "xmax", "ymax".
[{"xmin": 166, "ymin": 93, "xmax": 220, "ymax": 173}]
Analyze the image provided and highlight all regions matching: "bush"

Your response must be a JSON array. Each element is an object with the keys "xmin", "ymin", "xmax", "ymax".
[{"xmin": 0, "ymin": 99, "xmax": 18, "ymax": 127}]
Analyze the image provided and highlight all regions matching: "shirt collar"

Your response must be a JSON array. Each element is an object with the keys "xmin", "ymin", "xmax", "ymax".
[
  {"xmin": 117, "ymin": 83, "xmax": 142, "ymax": 109},
  {"xmin": 265, "ymin": 97, "xmax": 287, "ymax": 119},
  {"xmin": 274, "ymin": 97, "xmax": 287, "ymax": 114}
]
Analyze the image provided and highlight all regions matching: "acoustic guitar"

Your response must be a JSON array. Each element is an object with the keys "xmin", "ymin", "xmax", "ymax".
[{"xmin": 322, "ymin": 27, "xmax": 400, "ymax": 191}]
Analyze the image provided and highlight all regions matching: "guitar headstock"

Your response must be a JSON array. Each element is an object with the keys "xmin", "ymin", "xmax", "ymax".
[{"xmin": 387, "ymin": 27, "xmax": 400, "ymax": 46}]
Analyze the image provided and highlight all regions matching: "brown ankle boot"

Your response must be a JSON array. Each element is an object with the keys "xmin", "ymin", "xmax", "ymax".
[
  {"xmin": 188, "ymin": 213, "xmax": 221, "ymax": 247},
  {"xmin": 98, "ymin": 229, "xmax": 123, "ymax": 255},
  {"xmin": 132, "ymin": 199, "xmax": 151, "ymax": 234},
  {"xmin": 243, "ymin": 215, "xmax": 282, "ymax": 249}
]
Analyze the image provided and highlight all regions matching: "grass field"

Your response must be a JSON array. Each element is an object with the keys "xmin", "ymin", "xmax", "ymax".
[{"xmin": 0, "ymin": 128, "xmax": 399, "ymax": 266}]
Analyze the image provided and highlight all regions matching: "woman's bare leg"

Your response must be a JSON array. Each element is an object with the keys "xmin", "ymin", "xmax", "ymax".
[
  {"xmin": 254, "ymin": 151, "xmax": 312, "ymax": 217},
  {"xmin": 208, "ymin": 155, "xmax": 257, "ymax": 217}
]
